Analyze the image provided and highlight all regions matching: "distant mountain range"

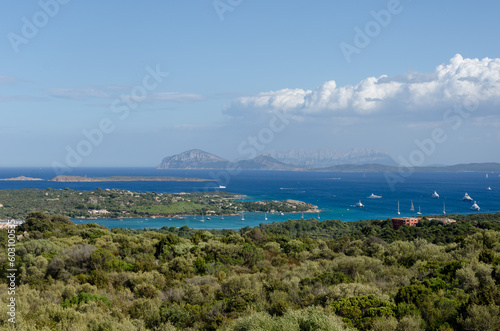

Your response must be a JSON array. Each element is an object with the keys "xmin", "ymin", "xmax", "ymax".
[
  {"xmin": 267, "ymin": 148, "xmax": 397, "ymax": 168},
  {"xmin": 157, "ymin": 149, "xmax": 500, "ymax": 172},
  {"xmin": 315, "ymin": 162, "xmax": 500, "ymax": 173}
]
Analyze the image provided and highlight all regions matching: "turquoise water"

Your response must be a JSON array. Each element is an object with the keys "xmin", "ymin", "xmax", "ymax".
[
  {"xmin": 1, "ymin": 168, "xmax": 498, "ymax": 229},
  {"xmin": 73, "ymin": 212, "xmax": 320, "ymax": 231}
]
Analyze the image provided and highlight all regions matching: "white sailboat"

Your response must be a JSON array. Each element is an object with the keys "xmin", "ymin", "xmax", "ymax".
[
  {"xmin": 410, "ymin": 200, "xmax": 414, "ymax": 212},
  {"xmin": 356, "ymin": 200, "xmax": 364, "ymax": 207},
  {"xmin": 432, "ymin": 191, "xmax": 439, "ymax": 199},
  {"xmin": 200, "ymin": 213, "xmax": 205, "ymax": 222},
  {"xmin": 397, "ymin": 201, "xmax": 400, "ymax": 215},
  {"xmin": 487, "ymin": 187, "xmax": 492, "ymax": 191},
  {"xmin": 367, "ymin": 193, "xmax": 382, "ymax": 199},
  {"xmin": 241, "ymin": 212, "xmax": 245, "ymax": 221},
  {"xmin": 486, "ymin": 174, "xmax": 489, "ymax": 179},
  {"xmin": 471, "ymin": 201, "xmax": 480, "ymax": 211},
  {"xmin": 417, "ymin": 206, "xmax": 422, "ymax": 215},
  {"xmin": 317, "ymin": 212, "xmax": 320, "ymax": 220},
  {"xmin": 301, "ymin": 212, "xmax": 304, "ymax": 219},
  {"xmin": 443, "ymin": 202, "xmax": 446, "ymax": 215},
  {"xmin": 264, "ymin": 212, "xmax": 268, "ymax": 221}
]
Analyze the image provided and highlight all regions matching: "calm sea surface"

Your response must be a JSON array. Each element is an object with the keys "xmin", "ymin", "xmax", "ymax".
[{"xmin": 0, "ymin": 168, "xmax": 498, "ymax": 230}]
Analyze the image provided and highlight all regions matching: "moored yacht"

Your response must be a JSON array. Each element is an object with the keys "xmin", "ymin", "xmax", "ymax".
[
  {"xmin": 356, "ymin": 200, "xmax": 364, "ymax": 207},
  {"xmin": 471, "ymin": 201, "xmax": 480, "ymax": 211},
  {"xmin": 367, "ymin": 193, "xmax": 382, "ymax": 199},
  {"xmin": 462, "ymin": 193, "xmax": 473, "ymax": 202},
  {"xmin": 432, "ymin": 191, "xmax": 439, "ymax": 199}
]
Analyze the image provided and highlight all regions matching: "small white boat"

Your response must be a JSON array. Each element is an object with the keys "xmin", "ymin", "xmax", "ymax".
[
  {"xmin": 397, "ymin": 201, "xmax": 400, "ymax": 215},
  {"xmin": 367, "ymin": 193, "xmax": 382, "ymax": 199},
  {"xmin": 443, "ymin": 202, "xmax": 446, "ymax": 215},
  {"xmin": 356, "ymin": 200, "xmax": 364, "ymax": 208},
  {"xmin": 280, "ymin": 212, "xmax": 284, "ymax": 216},
  {"xmin": 241, "ymin": 212, "xmax": 245, "ymax": 221},
  {"xmin": 264, "ymin": 212, "xmax": 268, "ymax": 221},
  {"xmin": 410, "ymin": 200, "xmax": 415, "ymax": 212},
  {"xmin": 462, "ymin": 193, "xmax": 473, "ymax": 202},
  {"xmin": 432, "ymin": 191, "xmax": 439, "ymax": 199},
  {"xmin": 487, "ymin": 187, "xmax": 492, "ymax": 191},
  {"xmin": 301, "ymin": 212, "xmax": 304, "ymax": 219},
  {"xmin": 218, "ymin": 185, "xmax": 226, "ymax": 189},
  {"xmin": 317, "ymin": 212, "xmax": 320, "ymax": 220},
  {"xmin": 417, "ymin": 206, "xmax": 422, "ymax": 215},
  {"xmin": 471, "ymin": 201, "xmax": 480, "ymax": 211}
]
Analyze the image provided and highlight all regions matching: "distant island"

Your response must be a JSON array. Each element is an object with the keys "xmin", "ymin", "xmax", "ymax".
[
  {"xmin": 156, "ymin": 149, "xmax": 500, "ymax": 173},
  {"xmin": 157, "ymin": 149, "xmax": 300, "ymax": 171},
  {"xmin": 0, "ymin": 176, "xmax": 44, "ymax": 181},
  {"xmin": 51, "ymin": 175, "xmax": 211, "ymax": 182}
]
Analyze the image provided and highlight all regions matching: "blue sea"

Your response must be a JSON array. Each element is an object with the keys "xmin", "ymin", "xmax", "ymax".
[{"xmin": 0, "ymin": 168, "xmax": 499, "ymax": 230}]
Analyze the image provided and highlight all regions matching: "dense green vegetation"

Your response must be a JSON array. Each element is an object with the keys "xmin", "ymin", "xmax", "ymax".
[
  {"xmin": 0, "ymin": 188, "xmax": 316, "ymax": 219},
  {"xmin": 1, "ymin": 211, "xmax": 499, "ymax": 330}
]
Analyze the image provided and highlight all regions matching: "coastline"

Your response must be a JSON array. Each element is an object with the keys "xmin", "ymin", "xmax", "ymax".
[
  {"xmin": 0, "ymin": 176, "xmax": 44, "ymax": 181},
  {"xmin": 0, "ymin": 188, "xmax": 319, "ymax": 220},
  {"xmin": 51, "ymin": 175, "xmax": 213, "ymax": 182}
]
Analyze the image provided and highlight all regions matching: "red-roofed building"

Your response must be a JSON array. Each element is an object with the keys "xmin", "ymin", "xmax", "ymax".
[{"xmin": 392, "ymin": 217, "xmax": 421, "ymax": 229}]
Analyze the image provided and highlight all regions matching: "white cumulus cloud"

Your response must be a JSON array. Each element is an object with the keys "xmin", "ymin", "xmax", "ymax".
[{"xmin": 224, "ymin": 54, "xmax": 500, "ymax": 119}]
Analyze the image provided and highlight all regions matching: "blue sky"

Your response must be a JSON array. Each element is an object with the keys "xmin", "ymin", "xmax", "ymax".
[{"xmin": 1, "ymin": 0, "xmax": 500, "ymax": 168}]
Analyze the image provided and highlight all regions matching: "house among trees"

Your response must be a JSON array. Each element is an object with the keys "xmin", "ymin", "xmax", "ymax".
[
  {"xmin": 428, "ymin": 217, "xmax": 457, "ymax": 224},
  {"xmin": 392, "ymin": 217, "xmax": 421, "ymax": 229}
]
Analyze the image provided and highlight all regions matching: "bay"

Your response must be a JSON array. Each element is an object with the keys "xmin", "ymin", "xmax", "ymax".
[{"xmin": 0, "ymin": 167, "xmax": 498, "ymax": 230}]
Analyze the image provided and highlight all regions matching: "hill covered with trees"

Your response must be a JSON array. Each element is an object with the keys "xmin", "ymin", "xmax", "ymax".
[
  {"xmin": 0, "ymin": 188, "xmax": 317, "ymax": 219},
  {"xmin": 0, "ymin": 212, "xmax": 499, "ymax": 330}
]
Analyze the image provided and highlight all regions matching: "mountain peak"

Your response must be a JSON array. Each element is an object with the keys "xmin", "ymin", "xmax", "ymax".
[{"xmin": 157, "ymin": 150, "xmax": 227, "ymax": 169}]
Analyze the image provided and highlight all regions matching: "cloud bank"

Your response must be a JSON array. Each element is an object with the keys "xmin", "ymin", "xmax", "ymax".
[{"xmin": 224, "ymin": 55, "xmax": 500, "ymax": 119}]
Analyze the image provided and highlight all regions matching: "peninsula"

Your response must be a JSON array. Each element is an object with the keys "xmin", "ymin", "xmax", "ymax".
[{"xmin": 0, "ymin": 188, "xmax": 318, "ymax": 219}]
